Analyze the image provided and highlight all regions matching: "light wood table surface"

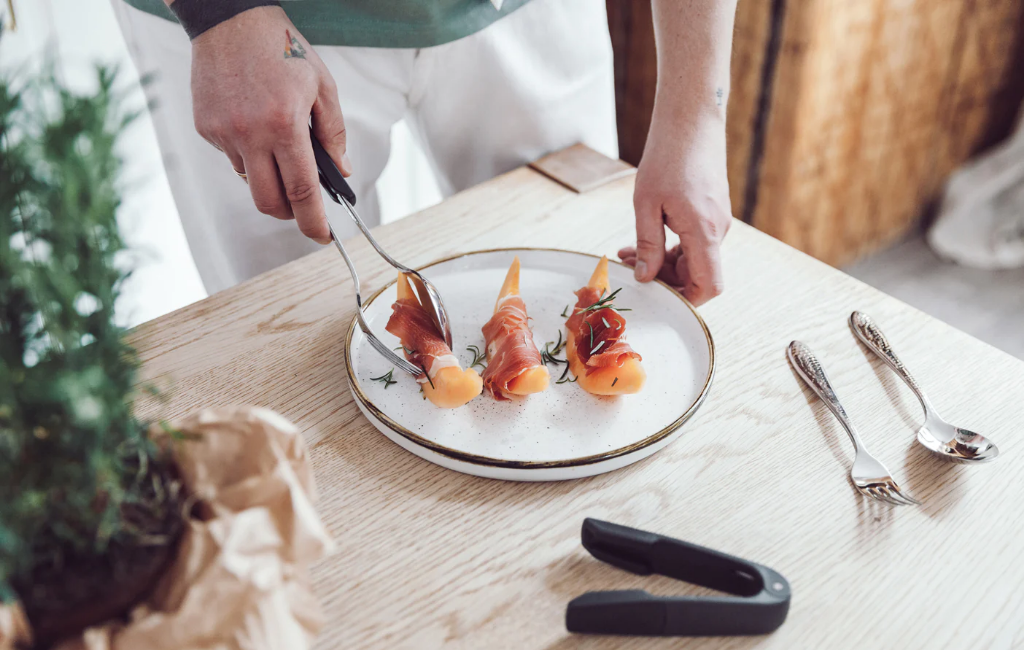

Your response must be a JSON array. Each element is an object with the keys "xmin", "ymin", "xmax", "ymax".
[{"xmin": 132, "ymin": 147, "xmax": 1024, "ymax": 649}]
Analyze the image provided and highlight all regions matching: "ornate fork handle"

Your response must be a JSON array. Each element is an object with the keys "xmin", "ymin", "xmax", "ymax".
[
  {"xmin": 849, "ymin": 312, "xmax": 932, "ymax": 413},
  {"xmin": 787, "ymin": 341, "xmax": 864, "ymax": 452}
]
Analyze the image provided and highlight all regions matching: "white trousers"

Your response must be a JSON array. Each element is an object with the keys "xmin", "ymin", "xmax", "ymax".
[{"xmin": 112, "ymin": 0, "xmax": 618, "ymax": 294}]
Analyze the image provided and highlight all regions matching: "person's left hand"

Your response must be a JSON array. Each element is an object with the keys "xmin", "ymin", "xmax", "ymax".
[{"xmin": 619, "ymin": 114, "xmax": 733, "ymax": 306}]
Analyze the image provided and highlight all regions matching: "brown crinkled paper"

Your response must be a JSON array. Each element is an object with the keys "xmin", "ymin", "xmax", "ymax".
[{"xmin": 1, "ymin": 406, "xmax": 334, "ymax": 650}]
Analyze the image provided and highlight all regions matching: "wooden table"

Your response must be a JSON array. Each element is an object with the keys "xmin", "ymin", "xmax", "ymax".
[{"xmin": 132, "ymin": 147, "xmax": 1024, "ymax": 649}]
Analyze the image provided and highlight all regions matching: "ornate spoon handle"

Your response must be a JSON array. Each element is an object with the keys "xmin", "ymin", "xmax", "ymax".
[{"xmin": 849, "ymin": 312, "xmax": 932, "ymax": 413}]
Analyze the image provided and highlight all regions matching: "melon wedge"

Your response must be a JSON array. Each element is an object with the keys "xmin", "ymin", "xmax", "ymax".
[
  {"xmin": 565, "ymin": 256, "xmax": 646, "ymax": 395},
  {"xmin": 393, "ymin": 273, "xmax": 482, "ymax": 408}
]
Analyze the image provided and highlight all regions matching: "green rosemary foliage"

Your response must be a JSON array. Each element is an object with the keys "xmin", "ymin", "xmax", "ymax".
[{"xmin": 0, "ymin": 66, "xmax": 169, "ymax": 601}]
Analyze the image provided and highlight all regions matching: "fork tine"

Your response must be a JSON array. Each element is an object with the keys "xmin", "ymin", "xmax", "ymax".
[
  {"xmin": 884, "ymin": 482, "xmax": 921, "ymax": 506},
  {"xmin": 866, "ymin": 486, "xmax": 904, "ymax": 506},
  {"xmin": 875, "ymin": 486, "xmax": 910, "ymax": 506},
  {"xmin": 859, "ymin": 486, "xmax": 888, "ymax": 505}
]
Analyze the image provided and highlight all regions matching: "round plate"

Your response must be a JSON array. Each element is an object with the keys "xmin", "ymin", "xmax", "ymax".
[{"xmin": 345, "ymin": 248, "xmax": 714, "ymax": 481}]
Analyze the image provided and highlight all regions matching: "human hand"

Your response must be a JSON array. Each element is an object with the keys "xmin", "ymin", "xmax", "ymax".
[
  {"xmin": 620, "ymin": 114, "xmax": 732, "ymax": 306},
  {"xmin": 190, "ymin": 7, "xmax": 348, "ymax": 244}
]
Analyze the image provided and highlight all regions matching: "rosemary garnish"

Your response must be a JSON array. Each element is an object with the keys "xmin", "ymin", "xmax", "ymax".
[
  {"xmin": 612, "ymin": 377, "xmax": 619, "ymax": 387},
  {"xmin": 422, "ymin": 364, "xmax": 435, "ymax": 389},
  {"xmin": 590, "ymin": 340, "xmax": 605, "ymax": 355},
  {"xmin": 601, "ymin": 316, "xmax": 610, "ymax": 328},
  {"xmin": 586, "ymin": 320, "xmax": 595, "ymax": 349},
  {"xmin": 560, "ymin": 305, "xmax": 570, "ymax": 318},
  {"xmin": 579, "ymin": 287, "xmax": 630, "ymax": 314},
  {"xmin": 393, "ymin": 345, "xmax": 417, "ymax": 355},
  {"xmin": 370, "ymin": 369, "xmax": 398, "ymax": 389},
  {"xmin": 552, "ymin": 331, "xmax": 567, "ymax": 355},
  {"xmin": 555, "ymin": 363, "xmax": 577, "ymax": 384},
  {"xmin": 466, "ymin": 345, "xmax": 487, "ymax": 370},
  {"xmin": 541, "ymin": 331, "xmax": 567, "ymax": 366}
]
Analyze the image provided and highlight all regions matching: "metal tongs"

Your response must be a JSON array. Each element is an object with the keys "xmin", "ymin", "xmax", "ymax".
[{"xmin": 310, "ymin": 130, "xmax": 452, "ymax": 377}]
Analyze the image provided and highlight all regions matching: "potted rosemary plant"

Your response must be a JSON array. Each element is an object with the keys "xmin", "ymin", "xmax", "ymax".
[{"xmin": 0, "ymin": 67, "xmax": 183, "ymax": 646}]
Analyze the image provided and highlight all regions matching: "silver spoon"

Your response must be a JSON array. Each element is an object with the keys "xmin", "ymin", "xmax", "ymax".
[{"xmin": 849, "ymin": 311, "xmax": 999, "ymax": 463}]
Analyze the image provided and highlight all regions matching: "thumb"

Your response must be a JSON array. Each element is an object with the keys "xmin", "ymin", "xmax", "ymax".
[
  {"xmin": 311, "ymin": 77, "xmax": 351, "ymax": 176},
  {"xmin": 633, "ymin": 195, "xmax": 666, "ymax": 282}
]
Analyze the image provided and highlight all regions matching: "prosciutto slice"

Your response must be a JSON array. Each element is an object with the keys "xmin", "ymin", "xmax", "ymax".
[
  {"xmin": 566, "ymin": 287, "xmax": 642, "ymax": 376},
  {"xmin": 481, "ymin": 295, "xmax": 544, "ymax": 400},
  {"xmin": 385, "ymin": 297, "xmax": 458, "ymax": 383}
]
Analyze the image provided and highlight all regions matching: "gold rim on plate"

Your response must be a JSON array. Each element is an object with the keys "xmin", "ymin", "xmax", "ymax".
[{"xmin": 344, "ymin": 248, "xmax": 715, "ymax": 470}]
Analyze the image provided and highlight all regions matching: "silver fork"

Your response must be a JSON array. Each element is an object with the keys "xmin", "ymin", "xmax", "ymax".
[{"xmin": 787, "ymin": 340, "xmax": 920, "ymax": 506}]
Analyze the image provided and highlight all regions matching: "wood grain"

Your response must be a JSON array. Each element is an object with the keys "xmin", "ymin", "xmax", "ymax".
[
  {"xmin": 130, "ymin": 150, "xmax": 1024, "ymax": 649},
  {"xmin": 726, "ymin": 0, "xmax": 775, "ymax": 221},
  {"xmin": 607, "ymin": 0, "xmax": 1024, "ymax": 266},
  {"xmin": 528, "ymin": 143, "xmax": 635, "ymax": 193},
  {"xmin": 747, "ymin": 0, "xmax": 1024, "ymax": 266},
  {"xmin": 605, "ymin": 1, "xmax": 657, "ymax": 167}
]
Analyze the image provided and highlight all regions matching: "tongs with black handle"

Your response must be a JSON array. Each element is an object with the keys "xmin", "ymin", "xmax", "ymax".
[{"xmin": 309, "ymin": 130, "xmax": 453, "ymax": 377}]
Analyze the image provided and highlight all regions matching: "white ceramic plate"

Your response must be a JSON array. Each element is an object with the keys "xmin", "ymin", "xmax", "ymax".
[{"xmin": 345, "ymin": 248, "xmax": 714, "ymax": 481}]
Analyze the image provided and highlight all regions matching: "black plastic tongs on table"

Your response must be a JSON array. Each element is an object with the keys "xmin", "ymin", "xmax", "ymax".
[
  {"xmin": 308, "ymin": 129, "xmax": 454, "ymax": 376},
  {"xmin": 566, "ymin": 519, "xmax": 791, "ymax": 637}
]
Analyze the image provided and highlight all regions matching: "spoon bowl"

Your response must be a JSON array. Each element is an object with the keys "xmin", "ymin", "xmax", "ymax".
[{"xmin": 917, "ymin": 419, "xmax": 999, "ymax": 463}]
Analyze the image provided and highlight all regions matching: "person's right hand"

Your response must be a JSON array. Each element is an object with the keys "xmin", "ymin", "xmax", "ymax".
[{"xmin": 190, "ymin": 6, "xmax": 348, "ymax": 244}]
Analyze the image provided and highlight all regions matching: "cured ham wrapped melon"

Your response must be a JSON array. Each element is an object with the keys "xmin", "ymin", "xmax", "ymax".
[
  {"xmin": 480, "ymin": 257, "xmax": 550, "ymax": 400},
  {"xmin": 385, "ymin": 273, "xmax": 482, "ymax": 408},
  {"xmin": 564, "ymin": 256, "xmax": 645, "ymax": 395}
]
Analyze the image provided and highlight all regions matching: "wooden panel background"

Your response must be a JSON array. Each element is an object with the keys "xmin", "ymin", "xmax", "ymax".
[{"xmin": 607, "ymin": 0, "xmax": 1024, "ymax": 267}]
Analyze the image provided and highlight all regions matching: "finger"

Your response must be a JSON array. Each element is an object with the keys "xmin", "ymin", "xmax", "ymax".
[
  {"xmin": 245, "ymin": 153, "xmax": 294, "ymax": 221},
  {"xmin": 311, "ymin": 75, "xmax": 351, "ymax": 176},
  {"xmin": 656, "ymin": 245, "xmax": 685, "ymax": 286},
  {"xmin": 274, "ymin": 126, "xmax": 331, "ymax": 244},
  {"xmin": 223, "ymin": 145, "xmax": 246, "ymax": 179},
  {"xmin": 678, "ymin": 233, "xmax": 725, "ymax": 306},
  {"xmin": 617, "ymin": 245, "xmax": 637, "ymax": 260},
  {"xmin": 633, "ymin": 195, "xmax": 666, "ymax": 282},
  {"xmin": 667, "ymin": 246, "xmax": 691, "ymax": 288}
]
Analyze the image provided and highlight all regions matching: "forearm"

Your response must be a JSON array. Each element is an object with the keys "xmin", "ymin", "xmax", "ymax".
[{"xmin": 650, "ymin": 0, "xmax": 738, "ymax": 129}]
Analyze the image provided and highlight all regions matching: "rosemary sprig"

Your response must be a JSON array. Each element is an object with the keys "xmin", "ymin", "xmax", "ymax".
[
  {"xmin": 421, "ymin": 364, "xmax": 435, "ymax": 389},
  {"xmin": 555, "ymin": 363, "xmax": 577, "ymax": 384},
  {"xmin": 370, "ymin": 369, "xmax": 398, "ymax": 389},
  {"xmin": 586, "ymin": 320, "xmax": 595, "ymax": 349},
  {"xmin": 612, "ymin": 377, "xmax": 619, "ymax": 387},
  {"xmin": 560, "ymin": 305, "xmax": 570, "ymax": 318},
  {"xmin": 579, "ymin": 287, "xmax": 631, "ymax": 314},
  {"xmin": 601, "ymin": 316, "xmax": 610, "ymax": 328},
  {"xmin": 551, "ymin": 330, "xmax": 567, "ymax": 355},
  {"xmin": 590, "ymin": 340, "xmax": 606, "ymax": 355},
  {"xmin": 466, "ymin": 345, "xmax": 487, "ymax": 370},
  {"xmin": 541, "ymin": 332, "xmax": 568, "ymax": 366},
  {"xmin": 393, "ymin": 345, "xmax": 417, "ymax": 355}
]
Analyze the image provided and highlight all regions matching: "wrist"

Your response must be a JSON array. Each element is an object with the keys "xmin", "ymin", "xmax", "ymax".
[
  {"xmin": 652, "ymin": 84, "xmax": 726, "ymax": 127},
  {"xmin": 646, "ymin": 105, "xmax": 725, "ymax": 155}
]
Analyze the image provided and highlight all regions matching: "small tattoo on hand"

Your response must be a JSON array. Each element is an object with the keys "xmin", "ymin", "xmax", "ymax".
[
  {"xmin": 716, "ymin": 87, "xmax": 724, "ymax": 107},
  {"xmin": 284, "ymin": 29, "xmax": 307, "ymax": 59}
]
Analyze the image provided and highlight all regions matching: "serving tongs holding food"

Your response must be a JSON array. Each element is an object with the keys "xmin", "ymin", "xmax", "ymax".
[{"xmin": 310, "ymin": 130, "xmax": 453, "ymax": 377}]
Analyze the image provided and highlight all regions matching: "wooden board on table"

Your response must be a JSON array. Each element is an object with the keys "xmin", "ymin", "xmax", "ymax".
[
  {"xmin": 527, "ymin": 143, "xmax": 635, "ymax": 193},
  {"xmin": 131, "ymin": 147, "xmax": 1024, "ymax": 649}
]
